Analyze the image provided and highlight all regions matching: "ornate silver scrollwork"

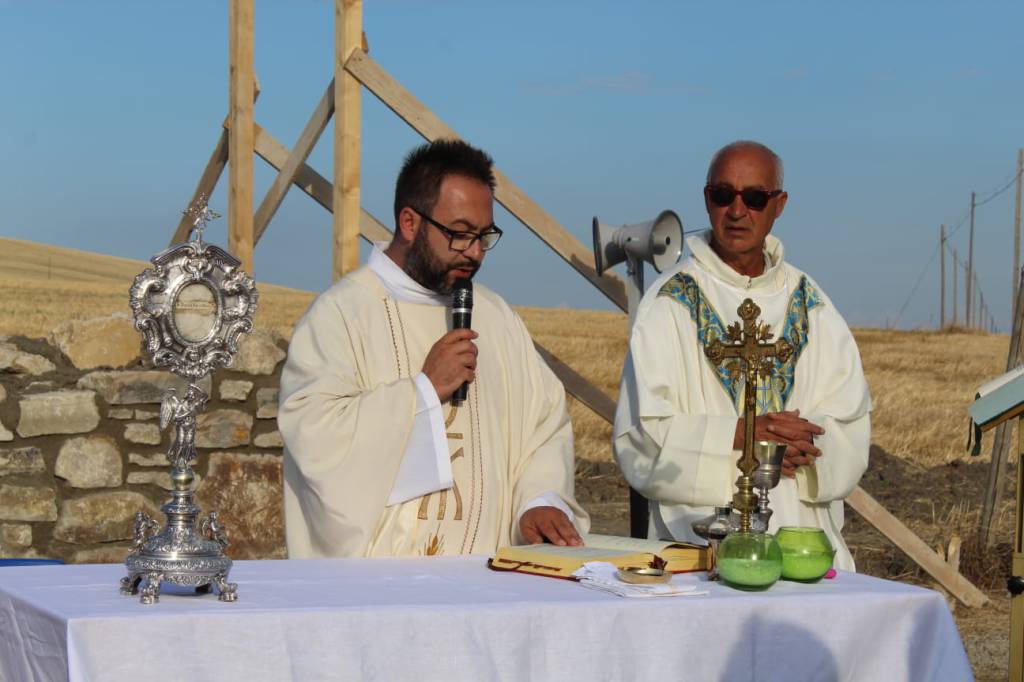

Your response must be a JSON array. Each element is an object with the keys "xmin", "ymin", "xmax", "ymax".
[{"xmin": 121, "ymin": 196, "xmax": 253, "ymax": 605}]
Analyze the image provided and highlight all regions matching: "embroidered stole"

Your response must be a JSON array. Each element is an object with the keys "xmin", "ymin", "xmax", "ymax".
[
  {"xmin": 658, "ymin": 273, "xmax": 822, "ymax": 415},
  {"xmin": 382, "ymin": 298, "xmax": 485, "ymax": 557}
]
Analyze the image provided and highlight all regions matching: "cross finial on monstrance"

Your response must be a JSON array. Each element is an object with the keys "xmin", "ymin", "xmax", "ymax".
[
  {"xmin": 182, "ymin": 194, "xmax": 221, "ymax": 244},
  {"xmin": 705, "ymin": 298, "xmax": 794, "ymax": 532}
]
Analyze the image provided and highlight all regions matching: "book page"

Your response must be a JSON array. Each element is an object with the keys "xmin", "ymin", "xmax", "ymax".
[
  {"xmin": 582, "ymin": 533, "xmax": 686, "ymax": 553},
  {"xmin": 509, "ymin": 543, "xmax": 637, "ymax": 559}
]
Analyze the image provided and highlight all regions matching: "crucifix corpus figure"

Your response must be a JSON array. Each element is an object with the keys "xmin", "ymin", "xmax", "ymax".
[{"xmin": 705, "ymin": 298, "xmax": 792, "ymax": 531}]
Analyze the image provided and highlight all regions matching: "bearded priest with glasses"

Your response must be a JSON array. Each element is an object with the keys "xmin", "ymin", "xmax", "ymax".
[
  {"xmin": 614, "ymin": 140, "xmax": 871, "ymax": 570},
  {"xmin": 280, "ymin": 139, "xmax": 588, "ymax": 558}
]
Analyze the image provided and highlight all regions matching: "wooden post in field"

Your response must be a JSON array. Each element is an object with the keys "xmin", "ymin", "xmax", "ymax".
[
  {"xmin": 228, "ymin": 0, "xmax": 255, "ymax": 274},
  {"xmin": 333, "ymin": 0, "xmax": 362, "ymax": 280},
  {"xmin": 953, "ymin": 248, "xmax": 959, "ymax": 326},
  {"xmin": 981, "ymin": 268, "xmax": 1024, "ymax": 545},
  {"xmin": 976, "ymin": 274, "xmax": 982, "ymax": 330},
  {"xmin": 967, "ymin": 192, "xmax": 976, "ymax": 328},
  {"xmin": 1015, "ymin": 149, "xmax": 1023, "ymax": 322},
  {"xmin": 940, "ymin": 224, "xmax": 946, "ymax": 329},
  {"xmin": 1012, "ymin": 416, "xmax": 1024, "ymax": 682}
]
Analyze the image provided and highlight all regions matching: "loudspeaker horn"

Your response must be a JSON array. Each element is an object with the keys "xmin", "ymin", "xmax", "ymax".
[{"xmin": 592, "ymin": 210, "xmax": 684, "ymax": 276}]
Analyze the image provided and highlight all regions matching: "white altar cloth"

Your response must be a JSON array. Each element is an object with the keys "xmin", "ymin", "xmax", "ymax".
[{"xmin": 0, "ymin": 557, "xmax": 971, "ymax": 681}]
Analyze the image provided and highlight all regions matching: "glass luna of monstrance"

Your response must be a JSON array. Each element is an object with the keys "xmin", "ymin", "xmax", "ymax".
[{"xmin": 119, "ymin": 198, "xmax": 258, "ymax": 605}]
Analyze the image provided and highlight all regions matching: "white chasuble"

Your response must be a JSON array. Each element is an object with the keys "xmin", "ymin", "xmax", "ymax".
[
  {"xmin": 280, "ymin": 266, "xmax": 588, "ymax": 558},
  {"xmin": 614, "ymin": 232, "xmax": 871, "ymax": 571}
]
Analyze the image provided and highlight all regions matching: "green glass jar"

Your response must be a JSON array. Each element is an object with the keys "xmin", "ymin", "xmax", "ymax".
[
  {"xmin": 716, "ymin": 531, "xmax": 782, "ymax": 591},
  {"xmin": 776, "ymin": 527, "xmax": 835, "ymax": 582}
]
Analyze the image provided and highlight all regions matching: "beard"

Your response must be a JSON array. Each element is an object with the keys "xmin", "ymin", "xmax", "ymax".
[{"xmin": 404, "ymin": 228, "xmax": 479, "ymax": 295}]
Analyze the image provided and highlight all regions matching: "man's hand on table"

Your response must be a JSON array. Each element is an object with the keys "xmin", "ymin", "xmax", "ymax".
[
  {"xmin": 519, "ymin": 506, "xmax": 582, "ymax": 546},
  {"xmin": 734, "ymin": 409, "xmax": 825, "ymax": 478}
]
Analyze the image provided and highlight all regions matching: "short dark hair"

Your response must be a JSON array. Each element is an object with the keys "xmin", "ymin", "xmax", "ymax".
[{"xmin": 393, "ymin": 139, "xmax": 496, "ymax": 225}]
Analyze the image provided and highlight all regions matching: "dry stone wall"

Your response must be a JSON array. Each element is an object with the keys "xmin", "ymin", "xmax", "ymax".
[{"xmin": 0, "ymin": 318, "xmax": 288, "ymax": 564}]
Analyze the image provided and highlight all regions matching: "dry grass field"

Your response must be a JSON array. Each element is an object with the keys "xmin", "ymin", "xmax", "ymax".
[{"xmin": 0, "ymin": 236, "xmax": 1017, "ymax": 679}]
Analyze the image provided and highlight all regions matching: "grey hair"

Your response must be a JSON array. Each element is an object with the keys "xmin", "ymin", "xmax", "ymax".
[{"xmin": 706, "ymin": 140, "xmax": 784, "ymax": 189}]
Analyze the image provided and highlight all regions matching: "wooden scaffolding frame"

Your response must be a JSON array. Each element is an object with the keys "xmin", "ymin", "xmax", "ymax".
[{"xmin": 175, "ymin": 0, "xmax": 988, "ymax": 608}]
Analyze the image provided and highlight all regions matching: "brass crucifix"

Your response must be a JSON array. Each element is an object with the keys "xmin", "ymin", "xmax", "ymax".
[{"xmin": 705, "ymin": 298, "xmax": 794, "ymax": 532}]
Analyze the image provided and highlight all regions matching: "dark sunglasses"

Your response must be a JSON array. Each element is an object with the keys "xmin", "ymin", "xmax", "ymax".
[{"xmin": 704, "ymin": 184, "xmax": 783, "ymax": 211}]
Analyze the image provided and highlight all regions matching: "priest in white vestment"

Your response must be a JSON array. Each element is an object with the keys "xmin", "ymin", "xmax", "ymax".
[
  {"xmin": 280, "ymin": 140, "xmax": 588, "ymax": 558},
  {"xmin": 614, "ymin": 141, "xmax": 870, "ymax": 570}
]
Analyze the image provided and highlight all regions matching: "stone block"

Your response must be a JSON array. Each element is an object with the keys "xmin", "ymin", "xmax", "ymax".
[
  {"xmin": 108, "ymin": 408, "xmax": 133, "ymax": 420},
  {"xmin": 0, "ymin": 446, "xmax": 46, "ymax": 477},
  {"xmin": 52, "ymin": 491, "xmax": 160, "ymax": 544},
  {"xmin": 0, "ymin": 484, "xmax": 57, "ymax": 521},
  {"xmin": 124, "ymin": 423, "xmax": 161, "ymax": 445},
  {"xmin": 231, "ymin": 330, "xmax": 286, "ymax": 375},
  {"xmin": 0, "ymin": 342, "xmax": 56, "ymax": 376},
  {"xmin": 196, "ymin": 409, "xmax": 252, "ymax": 448},
  {"xmin": 134, "ymin": 409, "xmax": 158, "ymax": 421},
  {"xmin": 17, "ymin": 390, "xmax": 100, "ymax": 438},
  {"xmin": 253, "ymin": 430, "xmax": 284, "ymax": 448},
  {"xmin": 77, "ymin": 371, "xmax": 211, "ymax": 405},
  {"xmin": 126, "ymin": 470, "xmax": 200, "ymax": 491},
  {"xmin": 0, "ymin": 418, "xmax": 13, "ymax": 442},
  {"xmin": 0, "ymin": 384, "xmax": 6, "ymax": 402},
  {"xmin": 256, "ymin": 388, "xmax": 278, "ymax": 419},
  {"xmin": 55, "ymin": 436, "xmax": 122, "ymax": 488},
  {"xmin": 219, "ymin": 379, "xmax": 253, "ymax": 402},
  {"xmin": 196, "ymin": 452, "xmax": 284, "ymax": 559},
  {"xmin": 49, "ymin": 315, "xmax": 141, "ymax": 370},
  {"xmin": 129, "ymin": 452, "xmax": 167, "ymax": 467},
  {"xmin": 0, "ymin": 523, "xmax": 31, "ymax": 548},
  {"xmin": 71, "ymin": 545, "xmax": 130, "ymax": 564}
]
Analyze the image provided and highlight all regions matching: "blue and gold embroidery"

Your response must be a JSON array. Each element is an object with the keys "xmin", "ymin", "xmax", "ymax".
[{"xmin": 658, "ymin": 273, "xmax": 823, "ymax": 414}]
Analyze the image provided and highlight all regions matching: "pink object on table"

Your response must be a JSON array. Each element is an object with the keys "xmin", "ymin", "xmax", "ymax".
[{"xmin": 824, "ymin": 568, "xmax": 837, "ymax": 579}]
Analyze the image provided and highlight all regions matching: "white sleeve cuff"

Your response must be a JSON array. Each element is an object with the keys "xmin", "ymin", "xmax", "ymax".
[{"xmin": 385, "ymin": 374, "xmax": 453, "ymax": 506}]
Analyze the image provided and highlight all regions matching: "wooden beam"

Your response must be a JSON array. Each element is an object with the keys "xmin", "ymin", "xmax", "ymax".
[
  {"xmin": 171, "ymin": 82, "xmax": 260, "ymax": 246},
  {"xmin": 333, "ymin": 0, "xmax": 362, "ymax": 280},
  {"xmin": 534, "ymin": 345, "xmax": 616, "ymax": 422},
  {"xmin": 251, "ymin": 122, "xmax": 389, "ymax": 245},
  {"xmin": 845, "ymin": 486, "xmax": 988, "ymax": 607},
  {"xmin": 1012, "ymin": 416, "xmax": 1024, "ymax": 682},
  {"xmin": 228, "ymin": 0, "xmax": 255, "ymax": 273},
  {"xmin": 171, "ymin": 129, "xmax": 229, "ymax": 245},
  {"xmin": 254, "ymin": 80, "xmax": 335, "ymax": 242},
  {"xmin": 982, "ymin": 267, "xmax": 1024, "ymax": 544},
  {"xmin": 344, "ymin": 48, "xmax": 629, "ymax": 312}
]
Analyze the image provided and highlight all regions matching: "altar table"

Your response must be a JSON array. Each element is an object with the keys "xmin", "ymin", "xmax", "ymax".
[{"xmin": 0, "ymin": 557, "xmax": 971, "ymax": 681}]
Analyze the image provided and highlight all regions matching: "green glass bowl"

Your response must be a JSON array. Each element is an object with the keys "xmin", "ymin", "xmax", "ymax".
[
  {"xmin": 776, "ymin": 527, "xmax": 835, "ymax": 582},
  {"xmin": 717, "ymin": 531, "xmax": 783, "ymax": 591}
]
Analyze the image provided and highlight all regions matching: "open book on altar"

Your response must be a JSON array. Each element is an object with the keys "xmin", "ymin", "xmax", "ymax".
[{"xmin": 489, "ymin": 533, "xmax": 712, "ymax": 579}]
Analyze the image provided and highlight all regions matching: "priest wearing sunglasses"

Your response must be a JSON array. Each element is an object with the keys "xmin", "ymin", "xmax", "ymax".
[{"xmin": 614, "ymin": 141, "xmax": 871, "ymax": 571}]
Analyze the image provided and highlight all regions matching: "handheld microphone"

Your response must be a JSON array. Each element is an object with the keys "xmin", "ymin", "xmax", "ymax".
[{"xmin": 451, "ymin": 278, "xmax": 473, "ymax": 404}]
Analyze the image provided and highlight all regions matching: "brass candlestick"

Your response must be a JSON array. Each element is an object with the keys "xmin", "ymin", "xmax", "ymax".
[{"xmin": 705, "ymin": 299, "xmax": 793, "ymax": 532}]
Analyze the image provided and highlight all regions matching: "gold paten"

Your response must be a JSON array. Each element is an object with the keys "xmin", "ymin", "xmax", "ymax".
[
  {"xmin": 704, "ymin": 299, "xmax": 793, "ymax": 532},
  {"xmin": 617, "ymin": 567, "xmax": 671, "ymax": 585}
]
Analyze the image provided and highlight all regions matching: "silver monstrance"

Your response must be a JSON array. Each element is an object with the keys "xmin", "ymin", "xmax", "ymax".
[{"xmin": 120, "ymin": 198, "xmax": 258, "ymax": 604}]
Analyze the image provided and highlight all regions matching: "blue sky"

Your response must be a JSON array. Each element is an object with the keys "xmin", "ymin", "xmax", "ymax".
[{"xmin": 2, "ymin": 1, "xmax": 1023, "ymax": 330}]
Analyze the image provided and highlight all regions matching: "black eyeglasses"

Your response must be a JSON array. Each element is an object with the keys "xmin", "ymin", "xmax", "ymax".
[
  {"xmin": 413, "ymin": 209, "xmax": 503, "ymax": 252},
  {"xmin": 704, "ymin": 184, "xmax": 783, "ymax": 211}
]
